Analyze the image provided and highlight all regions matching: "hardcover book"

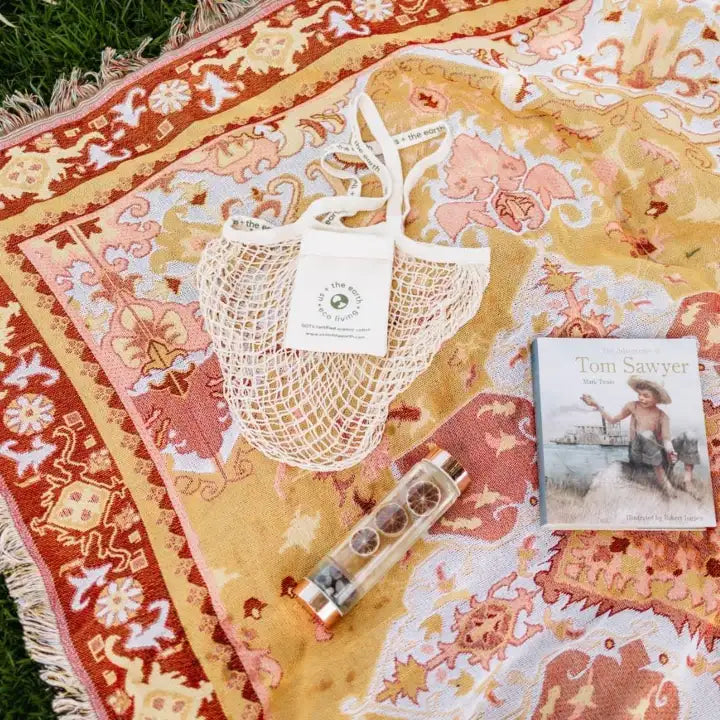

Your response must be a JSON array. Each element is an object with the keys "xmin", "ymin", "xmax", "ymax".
[{"xmin": 532, "ymin": 337, "xmax": 716, "ymax": 529}]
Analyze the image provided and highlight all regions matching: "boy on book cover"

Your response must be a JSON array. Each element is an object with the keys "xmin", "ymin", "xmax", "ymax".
[{"xmin": 581, "ymin": 375, "xmax": 700, "ymax": 499}]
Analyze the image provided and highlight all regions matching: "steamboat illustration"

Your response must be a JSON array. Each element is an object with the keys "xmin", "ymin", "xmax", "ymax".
[{"xmin": 552, "ymin": 418, "xmax": 629, "ymax": 447}]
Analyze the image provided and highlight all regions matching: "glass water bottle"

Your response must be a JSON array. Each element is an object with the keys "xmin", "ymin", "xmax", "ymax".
[{"xmin": 296, "ymin": 447, "xmax": 470, "ymax": 626}]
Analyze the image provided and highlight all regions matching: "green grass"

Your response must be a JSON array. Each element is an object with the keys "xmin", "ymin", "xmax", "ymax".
[
  {"xmin": 0, "ymin": 0, "xmax": 199, "ymax": 102},
  {"xmin": 0, "ymin": 576, "xmax": 56, "ymax": 719}
]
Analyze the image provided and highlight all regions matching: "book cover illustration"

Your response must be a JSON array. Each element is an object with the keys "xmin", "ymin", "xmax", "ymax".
[{"xmin": 532, "ymin": 337, "xmax": 716, "ymax": 529}]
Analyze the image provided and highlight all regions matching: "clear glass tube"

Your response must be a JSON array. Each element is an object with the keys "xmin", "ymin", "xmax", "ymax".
[{"xmin": 296, "ymin": 448, "xmax": 468, "ymax": 625}]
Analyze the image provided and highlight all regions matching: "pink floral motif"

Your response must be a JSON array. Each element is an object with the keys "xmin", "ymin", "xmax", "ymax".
[
  {"xmin": 437, "ymin": 135, "xmax": 575, "ymax": 237},
  {"xmin": 492, "ymin": 190, "xmax": 544, "ymax": 232},
  {"xmin": 392, "ymin": 393, "xmax": 536, "ymax": 543},
  {"xmin": 426, "ymin": 572, "xmax": 541, "ymax": 672},
  {"xmin": 519, "ymin": 0, "xmax": 592, "ymax": 61},
  {"xmin": 443, "ymin": 135, "xmax": 526, "ymax": 199},
  {"xmin": 111, "ymin": 304, "xmax": 187, "ymax": 372},
  {"xmin": 409, "ymin": 86, "xmax": 448, "ymax": 114},
  {"xmin": 591, "ymin": 157, "xmax": 620, "ymax": 191},
  {"xmin": 537, "ymin": 527, "xmax": 720, "ymax": 649},
  {"xmin": 95, "ymin": 577, "xmax": 144, "ymax": 627},
  {"xmin": 532, "ymin": 640, "xmax": 679, "ymax": 720},
  {"xmin": 377, "ymin": 572, "xmax": 541, "ymax": 705},
  {"xmin": 3, "ymin": 393, "xmax": 54, "ymax": 436},
  {"xmin": 133, "ymin": 356, "xmax": 232, "ymax": 460}
]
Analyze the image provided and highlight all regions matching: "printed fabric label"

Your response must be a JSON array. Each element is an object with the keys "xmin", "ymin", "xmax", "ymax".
[{"xmin": 284, "ymin": 229, "xmax": 394, "ymax": 356}]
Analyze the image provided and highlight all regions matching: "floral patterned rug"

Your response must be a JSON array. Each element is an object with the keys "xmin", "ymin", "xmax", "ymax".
[{"xmin": 1, "ymin": 0, "xmax": 720, "ymax": 718}]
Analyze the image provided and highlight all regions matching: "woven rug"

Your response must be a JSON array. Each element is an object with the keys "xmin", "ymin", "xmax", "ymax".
[{"xmin": 2, "ymin": 0, "xmax": 720, "ymax": 718}]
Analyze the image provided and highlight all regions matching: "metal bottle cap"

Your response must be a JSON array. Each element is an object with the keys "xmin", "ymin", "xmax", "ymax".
[
  {"xmin": 295, "ymin": 578, "xmax": 342, "ymax": 627},
  {"xmin": 425, "ymin": 446, "xmax": 471, "ymax": 493}
]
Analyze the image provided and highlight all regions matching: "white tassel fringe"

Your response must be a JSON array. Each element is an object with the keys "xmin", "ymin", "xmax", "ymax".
[
  {"xmin": 0, "ymin": 0, "xmax": 265, "ymax": 137},
  {"xmin": 0, "ymin": 496, "xmax": 97, "ymax": 719}
]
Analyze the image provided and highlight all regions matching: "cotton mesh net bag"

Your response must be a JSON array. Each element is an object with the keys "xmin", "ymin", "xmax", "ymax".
[{"xmin": 197, "ymin": 94, "xmax": 490, "ymax": 470}]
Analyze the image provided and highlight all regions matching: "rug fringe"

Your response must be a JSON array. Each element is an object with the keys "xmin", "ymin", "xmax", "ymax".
[
  {"xmin": 164, "ymin": 0, "xmax": 262, "ymax": 50},
  {"xmin": 0, "ymin": 0, "xmax": 265, "ymax": 137},
  {"xmin": 0, "ymin": 496, "xmax": 97, "ymax": 719}
]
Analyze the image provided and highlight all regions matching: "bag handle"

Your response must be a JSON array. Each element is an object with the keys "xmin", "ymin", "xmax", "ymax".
[
  {"xmin": 316, "ymin": 105, "xmax": 452, "ymax": 233},
  {"xmin": 298, "ymin": 94, "xmax": 400, "ymax": 225},
  {"xmin": 401, "ymin": 125, "xmax": 452, "ymax": 224},
  {"xmin": 320, "ymin": 118, "xmax": 451, "ymax": 228},
  {"xmin": 224, "ymin": 94, "xmax": 488, "ymax": 267}
]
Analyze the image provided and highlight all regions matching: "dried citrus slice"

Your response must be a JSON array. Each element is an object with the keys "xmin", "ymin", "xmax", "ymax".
[
  {"xmin": 407, "ymin": 480, "xmax": 441, "ymax": 516},
  {"xmin": 350, "ymin": 527, "xmax": 380, "ymax": 557},
  {"xmin": 375, "ymin": 502, "xmax": 408, "ymax": 536}
]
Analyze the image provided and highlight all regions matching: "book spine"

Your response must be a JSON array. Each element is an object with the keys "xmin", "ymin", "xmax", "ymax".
[{"xmin": 531, "ymin": 339, "xmax": 547, "ymax": 525}]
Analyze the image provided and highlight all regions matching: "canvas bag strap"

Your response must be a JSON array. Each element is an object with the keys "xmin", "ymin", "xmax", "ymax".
[
  {"xmin": 220, "ymin": 97, "xmax": 398, "ymax": 237},
  {"xmin": 298, "ymin": 94, "xmax": 400, "ymax": 226},
  {"xmin": 320, "ymin": 119, "xmax": 450, "ymax": 228},
  {"xmin": 401, "ymin": 124, "xmax": 452, "ymax": 224},
  {"xmin": 225, "ymin": 96, "xmax": 461, "ymax": 248}
]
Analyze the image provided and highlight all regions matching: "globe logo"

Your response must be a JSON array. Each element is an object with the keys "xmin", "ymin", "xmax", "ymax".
[{"xmin": 330, "ymin": 293, "xmax": 349, "ymax": 310}]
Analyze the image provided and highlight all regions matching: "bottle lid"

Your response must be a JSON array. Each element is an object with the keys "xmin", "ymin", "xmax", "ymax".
[
  {"xmin": 425, "ymin": 446, "xmax": 471, "ymax": 492},
  {"xmin": 295, "ymin": 578, "xmax": 342, "ymax": 627}
]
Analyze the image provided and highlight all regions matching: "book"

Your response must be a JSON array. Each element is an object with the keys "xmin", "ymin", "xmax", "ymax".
[{"xmin": 532, "ymin": 337, "xmax": 716, "ymax": 529}]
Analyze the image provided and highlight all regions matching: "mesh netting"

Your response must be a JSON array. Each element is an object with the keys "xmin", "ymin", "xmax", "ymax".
[{"xmin": 197, "ymin": 229, "xmax": 489, "ymax": 470}]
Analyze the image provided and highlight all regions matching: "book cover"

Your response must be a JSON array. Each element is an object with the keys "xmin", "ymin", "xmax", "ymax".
[{"xmin": 532, "ymin": 337, "xmax": 716, "ymax": 529}]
